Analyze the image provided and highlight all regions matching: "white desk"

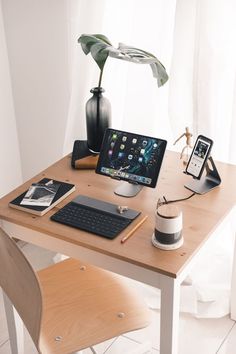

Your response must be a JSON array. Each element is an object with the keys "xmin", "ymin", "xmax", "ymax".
[{"xmin": 1, "ymin": 151, "xmax": 236, "ymax": 354}]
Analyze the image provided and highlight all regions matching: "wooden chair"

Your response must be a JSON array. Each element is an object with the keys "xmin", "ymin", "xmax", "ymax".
[{"xmin": 0, "ymin": 228, "xmax": 151, "ymax": 354}]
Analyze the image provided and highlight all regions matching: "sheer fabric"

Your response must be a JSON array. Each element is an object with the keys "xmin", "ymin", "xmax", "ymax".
[{"xmin": 64, "ymin": 0, "xmax": 236, "ymax": 318}]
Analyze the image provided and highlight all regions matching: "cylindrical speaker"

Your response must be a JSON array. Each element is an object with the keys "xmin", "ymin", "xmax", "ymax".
[{"xmin": 152, "ymin": 204, "xmax": 183, "ymax": 250}]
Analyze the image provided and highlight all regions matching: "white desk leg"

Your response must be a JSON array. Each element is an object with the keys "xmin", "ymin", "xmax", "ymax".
[
  {"xmin": 230, "ymin": 231, "xmax": 236, "ymax": 320},
  {"xmin": 2, "ymin": 291, "xmax": 24, "ymax": 354},
  {"xmin": 160, "ymin": 277, "xmax": 180, "ymax": 354}
]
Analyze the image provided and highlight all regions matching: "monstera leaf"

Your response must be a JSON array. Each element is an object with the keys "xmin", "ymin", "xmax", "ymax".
[{"xmin": 78, "ymin": 34, "xmax": 168, "ymax": 87}]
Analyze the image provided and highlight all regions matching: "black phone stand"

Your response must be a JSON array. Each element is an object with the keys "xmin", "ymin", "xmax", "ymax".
[{"xmin": 184, "ymin": 156, "xmax": 221, "ymax": 194}]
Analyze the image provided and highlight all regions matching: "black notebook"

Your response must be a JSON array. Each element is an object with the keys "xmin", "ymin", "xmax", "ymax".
[{"xmin": 9, "ymin": 178, "xmax": 75, "ymax": 216}]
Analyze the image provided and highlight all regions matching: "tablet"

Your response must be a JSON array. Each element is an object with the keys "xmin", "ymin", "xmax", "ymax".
[{"xmin": 96, "ymin": 128, "xmax": 167, "ymax": 189}]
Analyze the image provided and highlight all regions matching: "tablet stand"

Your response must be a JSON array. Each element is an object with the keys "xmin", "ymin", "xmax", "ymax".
[
  {"xmin": 114, "ymin": 182, "xmax": 143, "ymax": 197},
  {"xmin": 184, "ymin": 156, "xmax": 221, "ymax": 194}
]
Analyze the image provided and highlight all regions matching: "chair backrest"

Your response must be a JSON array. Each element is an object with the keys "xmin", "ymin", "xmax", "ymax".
[{"xmin": 0, "ymin": 228, "xmax": 42, "ymax": 349}]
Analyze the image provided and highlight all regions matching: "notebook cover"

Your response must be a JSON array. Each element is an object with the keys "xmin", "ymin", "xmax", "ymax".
[{"xmin": 9, "ymin": 178, "xmax": 75, "ymax": 216}]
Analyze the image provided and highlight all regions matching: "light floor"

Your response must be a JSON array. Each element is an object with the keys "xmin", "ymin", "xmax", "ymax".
[{"xmin": 0, "ymin": 242, "xmax": 235, "ymax": 354}]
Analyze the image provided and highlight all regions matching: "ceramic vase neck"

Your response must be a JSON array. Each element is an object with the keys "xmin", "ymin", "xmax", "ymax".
[{"xmin": 90, "ymin": 87, "xmax": 105, "ymax": 95}]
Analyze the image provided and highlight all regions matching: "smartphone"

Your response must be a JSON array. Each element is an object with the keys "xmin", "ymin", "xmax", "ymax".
[{"xmin": 185, "ymin": 135, "xmax": 213, "ymax": 179}]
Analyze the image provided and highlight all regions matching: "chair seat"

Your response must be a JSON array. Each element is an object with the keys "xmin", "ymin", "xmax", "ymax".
[{"xmin": 38, "ymin": 258, "xmax": 151, "ymax": 354}]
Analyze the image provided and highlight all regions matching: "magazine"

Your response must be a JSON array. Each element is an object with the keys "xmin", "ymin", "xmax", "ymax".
[{"xmin": 20, "ymin": 180, "xmax": 60, "ymax": 207}]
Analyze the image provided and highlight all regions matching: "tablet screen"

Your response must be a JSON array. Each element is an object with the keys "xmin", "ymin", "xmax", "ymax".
[{"xmin": 96, "ymin": 128, "xmax": 167, "ymax": 188}]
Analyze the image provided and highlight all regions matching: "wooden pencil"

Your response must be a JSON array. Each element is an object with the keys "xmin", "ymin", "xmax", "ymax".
[{"xmin": 121, "ymin": 215, "xmax": 148, "ymax": 244}]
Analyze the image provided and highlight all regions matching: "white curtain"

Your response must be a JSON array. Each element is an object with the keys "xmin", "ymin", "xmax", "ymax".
[
  {"xmin": 63, "ymin": 0, "xmax": 236, "ymax": 318},
  {"xmin": 170, "ymin": 0, "xmax": 236, "ymax": 318},
  {"xmin": 64, "ymin": 0, "xmax": 236, "ymax": 164},
  {"xmin": 169, "ymin": 0, "xmax": 236, "ymax": 164},
  {"xmin": 63, "ymin": 0, "xmax": 176, "ymax": 153},
  {"xmin": 63, "ymin": 0, "xmax": 108, "ymax": 153}
]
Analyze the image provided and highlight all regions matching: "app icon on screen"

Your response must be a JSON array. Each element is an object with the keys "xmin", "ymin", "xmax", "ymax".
[
  {"xmin": 118, "ymin": 152, "xmax": 124, "ymax": 158},
  {"xmin": 132, "ymin": 138, "xmax": 137, "ymax": 144}
]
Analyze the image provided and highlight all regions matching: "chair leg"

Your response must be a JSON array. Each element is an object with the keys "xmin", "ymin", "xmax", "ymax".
[
  {"xmin": 2, "ymin": 291, "xmax": 24, "ymax": 354},
  {"xmin": 74, "ymin": 348, "xmax": 98, "ymax": 354},
  {"xmin": 88, "ymin": 339, "xmax": 151, "ymax": 354},
  {"xmin": 129, "ymin": 341, "xmax": 152, "ymax": 354}
]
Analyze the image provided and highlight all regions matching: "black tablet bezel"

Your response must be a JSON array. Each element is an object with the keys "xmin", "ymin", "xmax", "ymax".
[{"xmin": 96, "ymin": 128, "xmax": 167, "ymax": 188}]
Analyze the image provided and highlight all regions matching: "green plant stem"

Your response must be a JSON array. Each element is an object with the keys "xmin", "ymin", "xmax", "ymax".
[{"xmin": 98, "ymin": 68, "xmax": 103, "ymax": 88}]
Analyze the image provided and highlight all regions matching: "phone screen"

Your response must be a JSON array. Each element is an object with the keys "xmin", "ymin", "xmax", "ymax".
[{"xmin": 186, "ymin": 136, "xmax": 213, "ymax": 179}]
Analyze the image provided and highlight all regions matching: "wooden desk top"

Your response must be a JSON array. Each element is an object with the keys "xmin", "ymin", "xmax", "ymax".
[{"xmin": 1, "ymin": 151, "xmax": 236, "ymax": 278}]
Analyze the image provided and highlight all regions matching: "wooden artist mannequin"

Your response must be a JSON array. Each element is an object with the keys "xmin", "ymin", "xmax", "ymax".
[{"xmin": 174, "ymin": 127, "xmax": 193, "ymax": 165}]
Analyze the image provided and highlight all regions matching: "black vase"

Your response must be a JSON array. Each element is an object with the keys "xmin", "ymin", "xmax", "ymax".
[{"xmin": 86, "ymin": 87, "xmax": 111, "ymax": 153}]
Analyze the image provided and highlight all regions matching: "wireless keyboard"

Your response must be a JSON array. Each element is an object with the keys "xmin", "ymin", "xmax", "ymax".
[{"xmin": 51, "ymin": 200, "xmax": 132, "ymax": 239}]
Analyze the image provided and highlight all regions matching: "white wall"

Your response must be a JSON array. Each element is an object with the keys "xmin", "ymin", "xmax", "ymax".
[
  {"xmin": 0, "ymin": 1, "xmax": 22, "ymax": 197},
  {"xmin": 2, "ymin": 0, "xmax": 70, "ymax": 180}
]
